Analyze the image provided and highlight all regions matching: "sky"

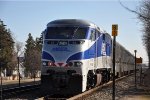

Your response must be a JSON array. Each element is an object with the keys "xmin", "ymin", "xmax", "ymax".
[{"xmin": 0, "ymin": 0, "xmax": 148, "ymax": 63}]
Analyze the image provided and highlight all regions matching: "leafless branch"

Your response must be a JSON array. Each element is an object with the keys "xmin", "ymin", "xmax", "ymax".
[{"xmin": 119, "ymin": 0, "xmax": 150, "ymax": 21}]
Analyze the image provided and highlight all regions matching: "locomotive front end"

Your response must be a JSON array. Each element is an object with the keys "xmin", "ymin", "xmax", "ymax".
[{"xmin": 41, "ymin": 20, "xmax": 91, "ymax": 94}]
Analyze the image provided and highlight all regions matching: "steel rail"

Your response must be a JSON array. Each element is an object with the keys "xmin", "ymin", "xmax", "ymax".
[{"xmin": 2, "ymin": 84, "xmax": 40, "ymax": 98}]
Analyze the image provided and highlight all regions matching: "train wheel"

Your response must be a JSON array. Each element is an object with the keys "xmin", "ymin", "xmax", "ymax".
[
  {"xmin": 107, "ymin": 71, "xmax": 111, "ymax": 82},
  {"xmin": 102, "ymin": 70, "xmax": 107, "ymax": 83},
  {"xmin": 116, "ymin": 72, "xmax": 119, "ymax": 78},
  {"xmin": 86, "ymin": 71, "xmax": 96, "ymax": 90},
  {"xmin": 101, "ymin": 70, "xmax": 110, "ymax": 83}
]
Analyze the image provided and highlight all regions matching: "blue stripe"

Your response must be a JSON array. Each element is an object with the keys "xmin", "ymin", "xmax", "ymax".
[
  {"xmin": 42, "ymin": 51, "xmax": 55, "ymax": 62},
  {"xmin": 66, "ymin": 36, "xmax": 112, "ymax": 62}
]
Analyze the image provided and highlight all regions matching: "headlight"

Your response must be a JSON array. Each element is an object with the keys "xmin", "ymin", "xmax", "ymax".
[
  {"xmin": 67, "ymin": 61, "xmax": 83, "ymax": 67},
  {"xmin": 42, "ymin": 61, "xmax": 55, "ymax": 67},
  {"xmin": 42, "ymin": 61, "xmax": 47, "ymax": 66},
  {"xmin": 48, "ymin": 61, "xmax": 53, "ymax": 66},
  {"xmin": 74, "ymin": 62, "xmax": 83, "ymax": 67}
]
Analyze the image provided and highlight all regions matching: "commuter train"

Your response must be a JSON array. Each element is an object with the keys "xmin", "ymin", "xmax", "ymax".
[{"xmin": 41, "ymin": 19, "xmax": 136, "ymax": 94}]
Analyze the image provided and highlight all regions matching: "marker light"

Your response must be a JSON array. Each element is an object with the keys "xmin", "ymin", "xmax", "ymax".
[{"xmin": 42, "ymin": 61, "xmax": 47, "ymax": 66}]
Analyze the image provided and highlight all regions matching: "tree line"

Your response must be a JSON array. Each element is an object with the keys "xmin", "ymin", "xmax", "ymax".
[{"xmin": 0, "ymin": 19, "xmax": 42, "ymax": 77}]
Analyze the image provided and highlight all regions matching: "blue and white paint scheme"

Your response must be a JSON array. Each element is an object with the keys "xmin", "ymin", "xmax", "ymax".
[{"xmin": 41, "ymin": 19, "xmax": 135, "ymax": 95}]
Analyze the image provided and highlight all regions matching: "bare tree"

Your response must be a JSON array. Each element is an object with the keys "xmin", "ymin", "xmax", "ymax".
[
  {"xmin": 138, "ymin": 0, "xmax": 150, "ymax": 68},
  {"xmin": 119, "ymin": 0, "xmax": 150, "ymax": 21},
  {"xmin": 119, "ymin": 0, "xmax": 150, "ymax": 68}
]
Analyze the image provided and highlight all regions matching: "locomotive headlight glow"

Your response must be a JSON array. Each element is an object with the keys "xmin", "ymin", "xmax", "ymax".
[
  {"xmin": 48, "ymin": 61, "xmax": 54, "ymax": 66},
  {"xmin": 74, "ymin": 62, "xmax": 83, "ymax": 67},
  {"xmin": 48, "ymin": 61, "xmax": 53, "ymax": 66}
]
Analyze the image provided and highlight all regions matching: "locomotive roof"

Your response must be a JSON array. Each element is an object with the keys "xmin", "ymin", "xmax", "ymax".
[
  {"xmin": 47, "ymin": 19, "xmax": 106, "ymax": 33},
  {"xmin": 47, "ymin": 19, "xmax": 96, "ymax": 27}
]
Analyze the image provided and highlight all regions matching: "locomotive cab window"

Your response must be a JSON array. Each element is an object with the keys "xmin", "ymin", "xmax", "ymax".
[
  {"xmin": 90, "ymin": 29, "xmax": 96, "ymax": 41},
  {"xmin": 45, "ymin": 26, "xmax": 88, "ymax": 39}
]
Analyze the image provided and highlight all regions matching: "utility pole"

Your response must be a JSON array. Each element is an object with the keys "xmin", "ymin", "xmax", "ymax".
[
  {"xmin": 136, "ymin": 57, "xmax": 143, "ymax": 85},
  {"xmin": 112, "ymin": 24, "xmax": 118, "ymax": 100},
  {"xmin": 17, "ymin": 57, "xmax": 20, "ymax": 87},
  {"xmin": 134, "ymin": 50, "xmax": 137, "ymax": 88}
]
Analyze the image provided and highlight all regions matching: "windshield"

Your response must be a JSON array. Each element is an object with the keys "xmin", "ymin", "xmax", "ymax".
[{"xmin": 45, "ymin": 26, "xmax": 88, "ymax": 39}]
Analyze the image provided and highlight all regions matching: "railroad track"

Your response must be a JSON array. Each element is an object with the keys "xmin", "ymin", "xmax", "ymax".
[
  {"xmin": 1, "ymin": 84, "xmax": 40, "ymax": 99},
  {"xmin": 38, "ymin": 94, "xmax": 74, "ymax": 100},
  {"xmin": 39, "ymin": 94, "xmax": 69, "ymax": 100},
  {"xmin": 67, "ymin": 74, "xmax": 133, "ymax": 100},
  {"xmin": 67, "ymin": 74, "xmax": 132, "ymax": 100},
  {"xmin": 37, "ymin": 74, "xmax": 132, "ymax": 100}
]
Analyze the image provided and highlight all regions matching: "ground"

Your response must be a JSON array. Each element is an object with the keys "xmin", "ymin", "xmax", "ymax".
[{"xmin": 120, "ymin": 68, "xmax": 150, "ymax": 100}]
